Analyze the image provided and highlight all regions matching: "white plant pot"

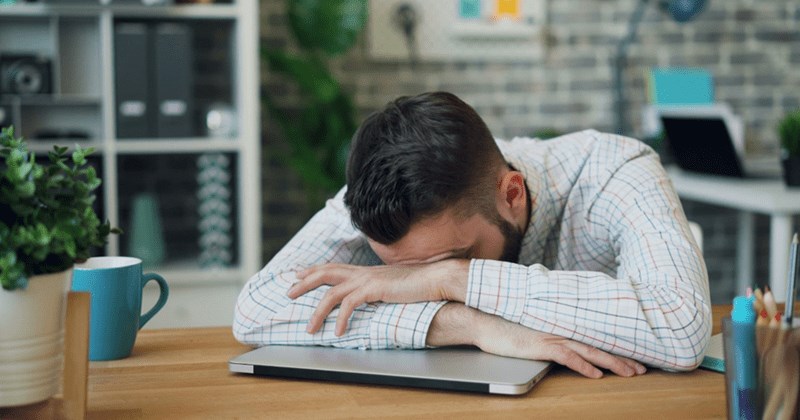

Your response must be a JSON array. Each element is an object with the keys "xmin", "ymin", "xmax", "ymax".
[{"xmin": 0, "ymin": 269, "xmax": 72, "ymax": 408}]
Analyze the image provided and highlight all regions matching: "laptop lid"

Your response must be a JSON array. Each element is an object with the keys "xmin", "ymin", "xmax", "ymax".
[
  {"xmin": 229, "ymin": 345, "xmax": 552, "ymax": 395},
  {"xmin": 660, "ymin": 113, "xmax": 746, "ymax": 178}
]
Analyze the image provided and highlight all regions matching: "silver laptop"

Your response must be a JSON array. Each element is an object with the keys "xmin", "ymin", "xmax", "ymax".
[{"xmin": 229, "ymin": 345, "xmax": 552, "ymax": 395}]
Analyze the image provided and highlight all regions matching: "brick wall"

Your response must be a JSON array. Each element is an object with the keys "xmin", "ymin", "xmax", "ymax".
[{"xmin": 259, "ymin": 0, "xmax": 800, "ymax": 303}]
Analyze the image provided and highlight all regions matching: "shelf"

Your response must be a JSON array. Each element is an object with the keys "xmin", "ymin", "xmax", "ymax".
[
  {"xmin": 451, "ymin": 21, "xmax": 539, "ymax": 40},
  {"xmin": 25, "ymin": 138, "xmax": 242, "ymax": 154},
  {"xmin": 23, "ymin": 139, "xmax": 241, "ymax": 152},
  {"xmin": 147, "ymin": 259, "xmax": 245, "ymax": 287},
  {"xmin": 2, "ymin": 0, "xmax": 261, "ymax": 328},
  {"xmin": 5, "ymin": 94, "xmax": 102, "ymax": 106},
  {"xmin": 0, "ymin": 3, "xmax": 239, "ymax": 19},
  {"xmin": 115, "ymin": 138, "xmax": 241, "ymax": 154},
  {"xmin": 26, "ymin": 140, "xmax": 103, "ymax": 153},
  {"xmin": 106, "ymin": 4, "xmax": 239, "ymax": 19}
]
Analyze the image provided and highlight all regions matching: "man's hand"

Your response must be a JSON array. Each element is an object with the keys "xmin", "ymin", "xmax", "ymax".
[
  {"xmin": 287, "ymin": 260, "xmax": 468, "ymax": 336},
  {"xmin": 429, "ymin": 304, "xmax": 647, "ymax": 379}
]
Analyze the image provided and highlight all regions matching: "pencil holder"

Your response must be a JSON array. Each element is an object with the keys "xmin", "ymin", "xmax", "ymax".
[
  {"xmin": 722, "ymin": 317, "xmax": 800, "ymax": 420},
  {"xmin": 755, "ymin": 325, "xmax": 800, "ymax": 420}
]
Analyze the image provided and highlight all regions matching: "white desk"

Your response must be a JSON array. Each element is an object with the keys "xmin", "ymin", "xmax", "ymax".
[{"xmin": 667, "ymin": 167, "xmax": 800, "ymax": 301}]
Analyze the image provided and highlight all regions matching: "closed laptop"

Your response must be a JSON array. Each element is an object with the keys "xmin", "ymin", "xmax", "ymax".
[{"xmin": 229, "ymin": 345, "xmax": 552, "ymax": 395}]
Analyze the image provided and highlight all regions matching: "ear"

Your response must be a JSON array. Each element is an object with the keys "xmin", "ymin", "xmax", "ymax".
[{"xmin": 496, "ymin": 171, "xmax": 527, "ymax": 221}]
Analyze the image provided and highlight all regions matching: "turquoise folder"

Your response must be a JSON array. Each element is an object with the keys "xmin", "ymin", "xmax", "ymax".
[{"xmin": 648, "ymin": 68, "xmax": 714, "ymax": 105}]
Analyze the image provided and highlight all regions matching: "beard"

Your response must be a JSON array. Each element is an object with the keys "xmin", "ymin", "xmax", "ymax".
[{"xmin": 496, "ymin": 216, "xmax": 524, "ymax": 264}]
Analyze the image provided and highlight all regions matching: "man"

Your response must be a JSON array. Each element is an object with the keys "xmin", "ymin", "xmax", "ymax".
[{"xmin": 234, "ymin": 92, "xmax": 711, "ymax": 378}]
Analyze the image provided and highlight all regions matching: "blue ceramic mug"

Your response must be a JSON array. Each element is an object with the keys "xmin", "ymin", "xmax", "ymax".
[{"xmin": 72, "ymin": 256, "xmax": 169, "ymax": 361}]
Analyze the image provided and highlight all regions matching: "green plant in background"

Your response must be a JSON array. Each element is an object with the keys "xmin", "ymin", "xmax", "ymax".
[
  {"xmin": 530, "ymin": 128, "xmax": 563, "ymax": 140},
  {"xmin": 779, "ymin": 109, "xmax": 800, "ymax": 157},
  {"xmin": 0, "ymin": 126, "xmax": 119, "ymax": 290},
  {"xmin": 262, "ymin": 0, "xmax": 367, "ymax": 203}
]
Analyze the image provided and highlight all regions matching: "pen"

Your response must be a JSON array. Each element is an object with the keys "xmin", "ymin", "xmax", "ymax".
[
  {"xmin": 731, "ymin": 295, "xmax": 758, "ymax": 420},
  {"xmin": 784, "ymin": 233, "xmax": 798, "ymax": 328}
]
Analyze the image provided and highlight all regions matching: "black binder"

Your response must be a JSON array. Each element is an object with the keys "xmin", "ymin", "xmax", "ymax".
[
  {"xmin": 114, "ymin": 23, "xmax": 151, "ymax": 139},
  {"xmin": 152, "ymin": 23, "xmax": 194, "ymax": 138}
]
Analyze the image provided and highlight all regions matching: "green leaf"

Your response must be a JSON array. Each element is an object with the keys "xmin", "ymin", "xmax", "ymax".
[
  {"xmin": 17, "ymin": 162, "xmax": 33, "ymax": 179},
  {"xmin": 9, "ymin": 148, "xmax": 25, "ymax": 165},
  {"xmin": 261, "ymin": 1, "xmax": 364, "ymax": 205},
  {"xmin": 263, "ymin": 50, "xmax": 340, "ymax": 103},
  {"xmin": 1, "ymin": 125, "xmax": 15, "ymax": 141},
  {"xmin": 289, "ymin": 153, "xmax": 339, "ymax": 192},
  {"xmin": 53, "ymin": 145, "xmax": 68, "ymax": 156},
  {"xmin": 0, "ymin": 128, "xmax": 118, "ymax": 290},
  {"xmin": 64, "ymin": 239, "xmax": 77, "ymax": 259},
  {"xmin": 72, "ymin": 148, "xmax": 87, "ymax": 166},
  {"xmin": 84, "ymin": 166, "xmax": 101, "ymax": 190},
  {"xmin": 287, "ymin": 0, "xmax": 367, "ymax": 56},
  {"xmin": 14, "ymin": 180, "xmax": 35, "ymax": 197},
  {"xmin": 779, "ymin": 109, "xmax": 800, "ymax": 157},
  {"xmin": 55, "ymin": 159, "xmax": 71, "ymax": 173}
]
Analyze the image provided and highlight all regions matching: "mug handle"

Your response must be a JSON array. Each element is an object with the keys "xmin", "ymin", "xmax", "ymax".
[{"xmin": 139, "ymin": 273, "xmax": 169, "ymax": 329}]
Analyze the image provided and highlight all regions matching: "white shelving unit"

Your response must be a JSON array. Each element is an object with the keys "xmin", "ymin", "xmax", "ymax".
[{"xmin": 0, "ymin": 0, "xmax": 261, "ymax": 328}]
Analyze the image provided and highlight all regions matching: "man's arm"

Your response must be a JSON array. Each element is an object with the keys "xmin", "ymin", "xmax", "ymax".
[
  {"xmin": 428, "ymin": 303, "xmax": 646, "ymax": 378},
  {"xmin": 459, "ymin": 153, "xmax": 711, "ymax": 371},
  {"xmin": 291, "ymin": 152, "xmax": 710, "ymax": 371},
  {"xmin": 233, "ymin": 188, "xmax": 446, "ymax": 349}
]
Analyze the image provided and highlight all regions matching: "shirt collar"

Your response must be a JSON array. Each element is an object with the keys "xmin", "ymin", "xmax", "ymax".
[{"xmin": 504, "ymin": 147, "xmax": 550, "ymax": 266}]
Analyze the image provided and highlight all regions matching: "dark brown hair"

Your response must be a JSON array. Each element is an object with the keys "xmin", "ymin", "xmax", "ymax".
[{"xmin": 344, "ymin": 92, "xmax": 506, "ymax": 244}]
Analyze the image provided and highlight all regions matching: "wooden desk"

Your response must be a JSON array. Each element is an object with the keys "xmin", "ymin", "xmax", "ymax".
[
  {"xmin": 94, "ymin": 307, "xmax": 731, "ymax": 419},
  {"xmin": 5, "ymin": 307, "xmax": 731, "ymax": 419}
]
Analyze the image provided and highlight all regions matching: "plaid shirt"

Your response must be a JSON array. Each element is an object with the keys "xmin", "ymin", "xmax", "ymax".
[{"xmin": 234, "ymin": 130, "xmax": 711, "ymax": 371}]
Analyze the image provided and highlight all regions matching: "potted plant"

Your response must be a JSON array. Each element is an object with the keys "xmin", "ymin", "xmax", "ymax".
[
  {"xmin": 262, "ymin": 0, "xmax": 367, "ymax": 207},
  {"xmin": 0, "ymin": 126, "xmax": 117, "ymax": 407},
  {"xmin": 779, "ymin": 109, "xmax": 800, "ymax": 187}
]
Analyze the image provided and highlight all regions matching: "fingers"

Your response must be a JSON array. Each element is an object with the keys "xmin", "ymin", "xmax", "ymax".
[
  {"xmin": 335, "ymin": 294, "xmax": 365, "ymax": 336},
  {"xmin": 306, "ymin": 282, "xmax": 358, "ymax": 334},
  {"xmin": 290, "ymin": 264, "xmax": 374, "ymax": 336},
  {"xmin": 552, "ymin": 348, "xmax": 604, "ymax": 379},
  {"xmin": 566, "ymin": 342, "xmax": 645, "ymax": 377},
  {"xmin": 288, "ymin": 265, "xmax": 344, "ymax": 299},
  {"xmin": 618, "ymin": 356, "xmax": 647, "ymax": 375},
  {"xmin": 305, "ymin": 291, "xmax": 340, "ymax": 333},
  {"xmin": 306, "ymin": 283, "xmax": 377, "ymax": 336}
]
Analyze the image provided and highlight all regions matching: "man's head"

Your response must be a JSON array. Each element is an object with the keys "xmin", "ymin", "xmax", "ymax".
[{"xmin": 344, "ymin": 92, "xmax": 529, "ymax": 264}]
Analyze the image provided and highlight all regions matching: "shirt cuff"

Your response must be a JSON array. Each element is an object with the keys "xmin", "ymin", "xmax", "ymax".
[
  {"xmin": 369, "ymin": 301, "xmax": 448, "ymax": 349},
  {"xmin": 465, "ymin": 259, "xmax": 529, "ymax": 323}
]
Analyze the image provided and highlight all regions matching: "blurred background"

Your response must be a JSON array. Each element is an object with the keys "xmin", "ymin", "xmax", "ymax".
[
  {"xmin": 2, "ymin": 0, "xmax": 797, "ymax": 327},
  {"xmin": 261, "ymin": 0, "xmax": 800, "ymax": 304}
]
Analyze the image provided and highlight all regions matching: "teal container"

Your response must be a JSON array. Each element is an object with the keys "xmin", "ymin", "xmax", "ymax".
[{"xmin": 128, "ymin": 193, "xmax": 166, "ymax": 268}]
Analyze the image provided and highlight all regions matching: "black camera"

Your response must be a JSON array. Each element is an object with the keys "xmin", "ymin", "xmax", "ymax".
[{"xmin": 0, "ymin": 54, "xmax": 52, "ymax": 95}]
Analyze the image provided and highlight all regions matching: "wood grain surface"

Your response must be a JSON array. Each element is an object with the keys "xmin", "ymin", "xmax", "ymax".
[{"xmin": 2, "ymin": 306, "xmax": 733, "ymax": 419}]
